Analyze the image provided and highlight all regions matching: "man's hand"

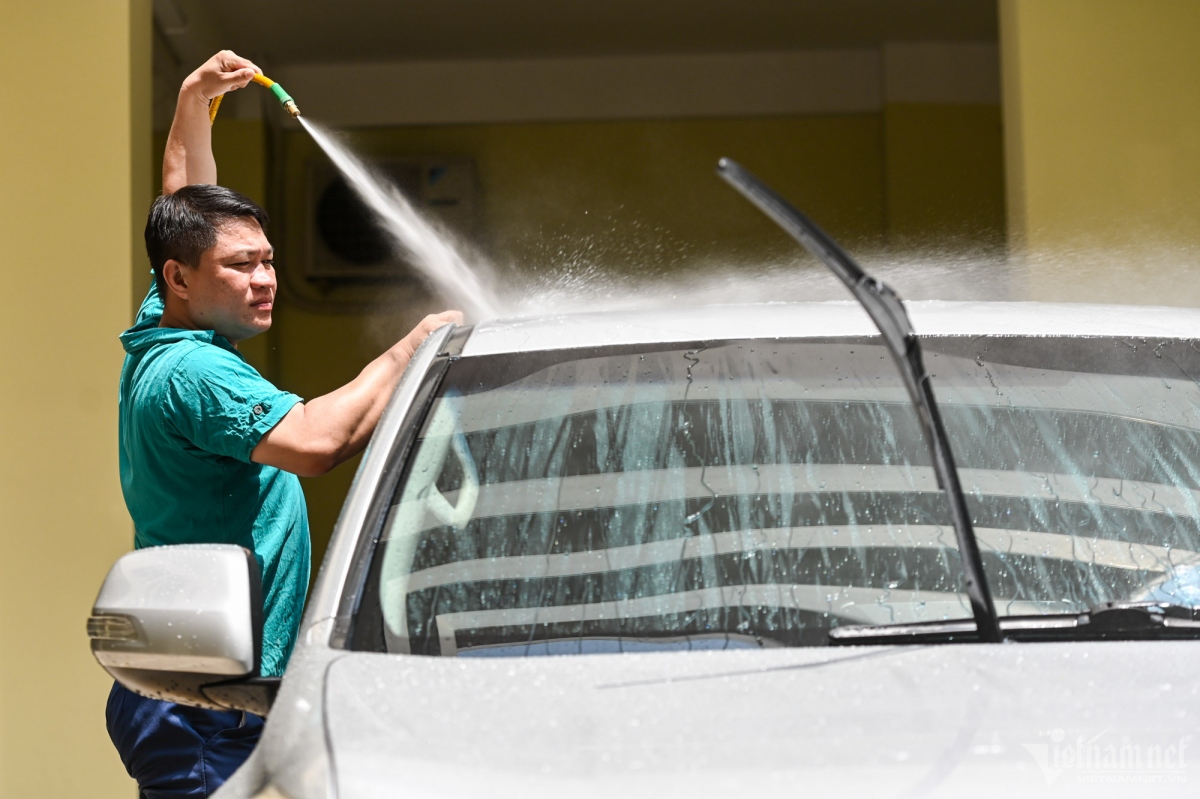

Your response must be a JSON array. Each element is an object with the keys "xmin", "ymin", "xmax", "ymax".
[
  {"xmin": 182, "ymin": 50, "xmax": 261, "ymax": 107},
  {"xmin": 397, "ymin": 311, "xmax": 466, "ymax": 361},
  {"xmin": 252, "ymin": 310, "xmax": 465, "ymax": 477},
  {"xmin": 163, "ymin": 50, "xmax": 261, "ymax": 194}
]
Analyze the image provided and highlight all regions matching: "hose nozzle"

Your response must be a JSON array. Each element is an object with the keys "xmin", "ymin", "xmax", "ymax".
[
  {"xmin": 209, "ymin": 73, "xmax": 302, "ymax": 124},
  {"xmin": 253, "ymin": 73, "xmax": 300, "ymax": 118}
]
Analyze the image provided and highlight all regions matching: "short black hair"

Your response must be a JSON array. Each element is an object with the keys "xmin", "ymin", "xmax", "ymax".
[{"xmin": 145, "ymin": 184, "xmax": 270, "ymax": 297}]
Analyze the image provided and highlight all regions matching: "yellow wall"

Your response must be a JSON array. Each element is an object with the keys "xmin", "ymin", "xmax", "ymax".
[
  {"xmin": 0, "ymin": 2, "xmax": 149, "ymax": 796},
  {"xmin": 1001, "ymin": 0, "xmax": 1200, "ymax": 300},
  {"xmin": 884, "ymin": 104, "xmax": 1006, "ymax": 248}
]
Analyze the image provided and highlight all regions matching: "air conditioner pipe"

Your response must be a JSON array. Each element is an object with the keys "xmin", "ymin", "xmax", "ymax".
[{"xmin": 208, "ymin": 73, "xmax": 300, "ymax": 124}]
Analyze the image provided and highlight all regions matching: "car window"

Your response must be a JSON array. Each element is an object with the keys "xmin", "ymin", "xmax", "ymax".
[{"xmin": 350, "ymin": 336, "xmax": 1200, "ymax": 656}]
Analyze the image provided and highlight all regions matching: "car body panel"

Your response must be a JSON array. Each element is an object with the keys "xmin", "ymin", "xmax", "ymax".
[{"xmin": 322, "ymin": 642, "xmax": 1199, "ymax": 798}]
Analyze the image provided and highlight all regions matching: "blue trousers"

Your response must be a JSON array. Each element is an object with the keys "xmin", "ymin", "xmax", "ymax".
[{"xmin": 107, "ymin": 682, "xmax": 264, "ymax": 798}]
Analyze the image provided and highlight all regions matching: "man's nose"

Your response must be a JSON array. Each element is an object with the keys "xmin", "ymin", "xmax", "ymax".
[{"xmin": 251, "ymin": 264, "xmax": 275, "ymax": 288}]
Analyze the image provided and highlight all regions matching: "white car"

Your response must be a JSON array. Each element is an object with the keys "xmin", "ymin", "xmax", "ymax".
[{"xmin": 91, "ymin": 163, "xmax": 1200, "ymax": 797}]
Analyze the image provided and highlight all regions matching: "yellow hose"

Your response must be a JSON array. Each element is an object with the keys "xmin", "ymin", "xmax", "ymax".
[
  {"xmin": 209, "ymin": 73, "xmax": 297, "ymax": 124},
  {"xmin": 207, "ymin": 94, "xmax": 223, "ymax": 124}
]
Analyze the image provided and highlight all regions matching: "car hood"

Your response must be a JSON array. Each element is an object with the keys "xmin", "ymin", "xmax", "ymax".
[{"xmin": 323, "ymin": 641, "xmax": 1200, "ymax": 798}]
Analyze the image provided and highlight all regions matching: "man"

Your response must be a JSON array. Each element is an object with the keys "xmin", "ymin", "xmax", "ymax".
[{"xmin": 107, "ymin": 51, "xmax": 462, "ymax": 797}]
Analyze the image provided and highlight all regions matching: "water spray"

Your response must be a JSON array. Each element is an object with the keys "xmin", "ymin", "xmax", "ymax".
[
  {"xmin": 206, "ymin": 71, "xmax": 501, "ymax": 318},
  {"xmin": 208, "ymin": 73, "xmax": 300, "ymax": 123}
]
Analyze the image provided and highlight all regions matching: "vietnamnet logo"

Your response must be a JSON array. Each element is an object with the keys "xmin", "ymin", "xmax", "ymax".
[{"xmin": 1022, "ymin": 728, "xmax": 1190, "ymax": 785}]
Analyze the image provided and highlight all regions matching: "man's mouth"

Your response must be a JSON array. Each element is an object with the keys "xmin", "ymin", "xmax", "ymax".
[{"xmin": 251, "ymin": 299, "xmax": 273, "ymax": 311}]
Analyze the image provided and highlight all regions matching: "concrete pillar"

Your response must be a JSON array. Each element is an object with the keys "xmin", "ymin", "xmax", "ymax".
[
  {"xmin": 0, "ymin": 2, "xmax": 151, "ymax": 796},
  {"xmin": 1001, "ymin": 0, "xmax": 1200, "ymax": 302}
]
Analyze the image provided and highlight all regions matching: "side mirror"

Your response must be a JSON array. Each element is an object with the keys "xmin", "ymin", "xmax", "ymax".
[{"xmin": 88, "ymin": 544, "xmax": 277, "ymax": 716}]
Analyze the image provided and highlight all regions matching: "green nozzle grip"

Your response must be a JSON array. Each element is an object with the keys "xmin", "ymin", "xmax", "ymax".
[{"xmin": 268, "ymin": 82, "xmax": 294, "ymax": 106}]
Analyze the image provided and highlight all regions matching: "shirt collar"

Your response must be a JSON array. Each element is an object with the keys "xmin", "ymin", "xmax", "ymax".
[{"xmin": 119, "ymin": 314, "xmax": 241, "ymax": 357}]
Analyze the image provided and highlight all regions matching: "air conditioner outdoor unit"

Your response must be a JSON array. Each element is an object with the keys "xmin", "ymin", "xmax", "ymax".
[{"xmin": 304, "ymin": 156, "xmax": 478, "ymax": 281}]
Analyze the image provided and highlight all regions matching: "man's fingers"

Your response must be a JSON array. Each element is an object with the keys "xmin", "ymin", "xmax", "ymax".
[
  {"xmin": 225, "ymin": 68, "xmax": 260, "ymax": 90},
  {"xmin": 424, "ymin": 311, "xmax": 464, "ymax": 331},
  {"xmin": 215, "ymin": 50, "xmax": 261, "ymax": 75},
  {"xmin": 400, "ymin": 311, "xmax": 465, "ymax": 353},
  {"xmin": 187, "ymin": 51, "xmax": 261, "ymax": 102},
  {"xmin": 203, "ymin": 51, "xmax": 261, "ymax": 95},
  {"xmin": 217, "ymin": 67, "xmax": 257, "ymax": 92},
  {"xmin": 433, "ymin": 310, "xmax": 465, "ymax": 325}
]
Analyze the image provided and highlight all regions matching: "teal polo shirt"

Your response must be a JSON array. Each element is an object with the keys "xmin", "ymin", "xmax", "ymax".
[{"xmin": 118, "ymin": 284, "xmax": 309, "ymax": 677}]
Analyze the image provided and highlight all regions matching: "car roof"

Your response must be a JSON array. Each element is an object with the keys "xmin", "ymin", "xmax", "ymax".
[{"xmin": 461, "ymin": 300, "xmax": 1200, "ymax": 357}]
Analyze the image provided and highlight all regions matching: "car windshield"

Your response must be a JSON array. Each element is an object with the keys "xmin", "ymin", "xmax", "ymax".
[{"xmin": 350, "ymin": 334, "xmax": 1200, "ymax": 656}]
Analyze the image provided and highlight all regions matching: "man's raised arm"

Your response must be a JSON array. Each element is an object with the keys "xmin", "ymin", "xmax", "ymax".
[{"xmin": 163, "ymin": 51, "xmax": 261, "ymax": 194}]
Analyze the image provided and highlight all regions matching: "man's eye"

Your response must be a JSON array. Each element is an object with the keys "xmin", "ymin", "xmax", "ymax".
[{"xmin": 263, "ymin": 260, "xmax": 275, "ymax": 268}]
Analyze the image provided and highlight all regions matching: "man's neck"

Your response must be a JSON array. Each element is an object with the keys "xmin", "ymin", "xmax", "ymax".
[{"xmin": 158, "ymin": 297, "xmax": 238, "ymax": 347}]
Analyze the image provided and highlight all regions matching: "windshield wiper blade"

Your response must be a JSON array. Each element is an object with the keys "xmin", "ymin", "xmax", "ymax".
[
  {"xmin": 1005, "ymin": 601, "xmax": 1200, "ymax": 641},
  {"xmin": 716, "ymin": 158, "xmax": 1003, "ymax": 644},
  {"xmin": 829, "ymin": 602, "xmax": 1200, "ymax": 646}
]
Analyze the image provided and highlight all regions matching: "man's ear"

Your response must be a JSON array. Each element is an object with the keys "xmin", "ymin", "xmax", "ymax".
[{"xmin": 162, "ymin": 259, "xmax": 192, "ymax": 301}]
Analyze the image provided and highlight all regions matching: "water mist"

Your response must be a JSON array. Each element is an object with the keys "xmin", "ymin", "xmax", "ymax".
[{"xmin": 300, "ymin": 118, "xmax": 503, "ymax": 320}]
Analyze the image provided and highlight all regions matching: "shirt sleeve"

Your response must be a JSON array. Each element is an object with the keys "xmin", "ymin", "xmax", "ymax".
[{"xmin": 165, "ymin": 346, "xmax": 303, "ymax": 463}]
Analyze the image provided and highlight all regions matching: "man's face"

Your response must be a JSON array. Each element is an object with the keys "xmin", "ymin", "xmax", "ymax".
[{"xmin": 175, "ymin": 217, "xmax": 276, "ymax": 342}]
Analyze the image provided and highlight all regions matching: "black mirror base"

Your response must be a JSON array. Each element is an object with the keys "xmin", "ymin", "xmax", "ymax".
[{"xmin": 202, "ymin": 676, "xmax": 281, "ymax": 718}]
